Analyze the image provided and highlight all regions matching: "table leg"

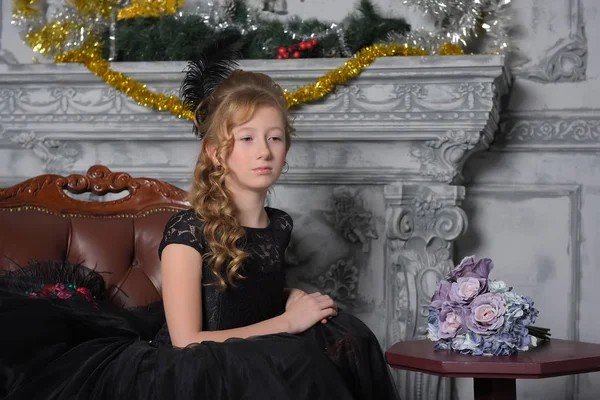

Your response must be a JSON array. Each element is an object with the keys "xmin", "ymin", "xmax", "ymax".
[{"xmin": 473, "ymin": 378, "xmax": 517, "ymax": 400}]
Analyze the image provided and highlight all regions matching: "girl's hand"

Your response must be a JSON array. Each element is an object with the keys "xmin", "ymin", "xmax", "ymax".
[
  {"xmin": 285, "ymin": 288, "xmax": 307, "ymax": 311},
  {"xmin": 286, "ymin": 289, "xmax": 337, "ymax": 324},
  {"xmin": 282, "ymin": 292, "xmax": 338, "ymax": 334}
]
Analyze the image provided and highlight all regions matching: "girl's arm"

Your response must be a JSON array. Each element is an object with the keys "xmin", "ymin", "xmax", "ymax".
[{"xmin": 161, "ymin": 244, "xmax": 335, "ymax": 348}]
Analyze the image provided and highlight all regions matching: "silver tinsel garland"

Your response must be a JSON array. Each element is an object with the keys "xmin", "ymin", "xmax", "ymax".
[
  {"xmin": 387, "ymin": 0, "xmax": 512, "ymax": 54},
  {"xmin": 12, "ymin": 1, "xmax": 130, "ymax": 59},
  {"xmin": 13, "ymin": 0, "xmax": 510, "ymax": 60},
  {"xmin": 480, "ymin": 0, "xmax": 512, "ymax": 53}
]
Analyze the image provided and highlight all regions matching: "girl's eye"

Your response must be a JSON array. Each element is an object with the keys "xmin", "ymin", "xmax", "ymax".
[
  {"xmin": 240, "ymin": 137, "xmax": 252, "ymax": 141},
  {"xmin": 270, "ymin": 136, "xmax": 282, "ymax": 141}
]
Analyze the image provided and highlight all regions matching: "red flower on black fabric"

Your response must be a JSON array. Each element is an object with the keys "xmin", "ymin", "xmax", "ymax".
[
  {"xmin": 26, "ymin": 283, "xmax": 96, "ymax": 303},
  {"xmin": 39, "ymin": 284, "xmax": 56, "ymax": 297},
  {"xmin": 76, "ymin": 287, "xmax": 92, "ymax": 301}
]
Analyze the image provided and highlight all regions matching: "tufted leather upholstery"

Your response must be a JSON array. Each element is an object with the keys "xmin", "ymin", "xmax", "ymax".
[{"xmin": 0, "ymin": 165, "xmax": 190, "ymax": 308}]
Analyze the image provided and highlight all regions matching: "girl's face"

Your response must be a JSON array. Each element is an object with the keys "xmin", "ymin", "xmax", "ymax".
[{"xmin": 224, "ymin": 105, "xmax": 288, "ymax": 193}]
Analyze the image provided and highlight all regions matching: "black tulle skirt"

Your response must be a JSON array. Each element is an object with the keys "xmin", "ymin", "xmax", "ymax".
[{"xmin": 0, "ymin": 262, "xmax": 400, "ymax": 400}]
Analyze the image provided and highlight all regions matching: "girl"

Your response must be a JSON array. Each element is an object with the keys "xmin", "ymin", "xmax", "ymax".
[
  {"xmin": 152, "ymin": 68, "xmax": 400, "ymax": 399},
  {"xmin": 159, "ymin": 70, "xmax": 340, "ymax": 346},
  {"xmin": 0, "ymin": 60, "xmax": 400, "ymax": 400}
]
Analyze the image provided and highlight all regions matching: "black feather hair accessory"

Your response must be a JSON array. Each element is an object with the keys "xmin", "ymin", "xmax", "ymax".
[{"xmin": 180, "ymin": 37, "xmax": 243, "ymax": 138}]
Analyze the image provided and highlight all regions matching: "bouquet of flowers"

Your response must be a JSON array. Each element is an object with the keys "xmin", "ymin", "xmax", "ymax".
[{"xmin": 427, "ymin": 256, "xmax": 551, "ymax": 356}]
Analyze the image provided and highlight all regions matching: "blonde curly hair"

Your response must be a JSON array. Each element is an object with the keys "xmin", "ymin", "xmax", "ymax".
[{"xmin": 188, "ymin": 70, "xmax": 294, "ymax": 289}]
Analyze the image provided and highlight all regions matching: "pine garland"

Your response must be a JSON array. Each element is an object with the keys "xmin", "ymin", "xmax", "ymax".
[
  {"xmin": 345, "ymin": 0, "xmax": 410, "ymax": 54},
  {"xmin": 105, "ymin": 0, "xmax": 410, "ymax": 61}
]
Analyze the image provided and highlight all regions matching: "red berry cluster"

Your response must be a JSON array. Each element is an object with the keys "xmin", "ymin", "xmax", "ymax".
[{"xmin": 277, "ymin": 38, "xmax": 319, "ymax": 59}]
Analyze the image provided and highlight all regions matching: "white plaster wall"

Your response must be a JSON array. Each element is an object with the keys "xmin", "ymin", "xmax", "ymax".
[{"xmin": 455, "ymin": 1, "xmax": 600, "ymax": 399}]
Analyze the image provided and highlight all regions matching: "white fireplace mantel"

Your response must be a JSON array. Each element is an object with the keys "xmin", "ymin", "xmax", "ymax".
[
  {"xmin": 0, "ymin": 55, "xmax": 510, "ymax": 400},
  {"xmin": 0, "ymin": 55, "xmax": 509, "ymax": 186}
]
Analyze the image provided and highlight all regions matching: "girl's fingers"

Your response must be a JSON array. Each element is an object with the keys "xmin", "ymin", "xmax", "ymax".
[
  {"xmin": 320, "ymin": 307, "xmax": 337, "ymax": 320},
  {"xmin": 319, "ymin": 298, "xmax": 336, "ymax": 310}
]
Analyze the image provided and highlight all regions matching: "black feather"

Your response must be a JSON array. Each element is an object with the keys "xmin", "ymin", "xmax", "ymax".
[
  {"xmin": 180, "ymin": 36, "xmax": 242, "ymax": 137},
  {"xmin": 0, "ymin": 259, "xmax": 107, "ymax": 300}
]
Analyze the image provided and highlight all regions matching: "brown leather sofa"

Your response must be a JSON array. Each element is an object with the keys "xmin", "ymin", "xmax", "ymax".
[{"xmin": 0, "ymin": 165, "xmax": 190, "ymax": 307}]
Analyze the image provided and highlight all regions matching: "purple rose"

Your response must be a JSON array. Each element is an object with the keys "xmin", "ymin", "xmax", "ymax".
[
  {"xmin": 466, "ymin": 293, "xmax": 506, "ymax": 335},
  {"xmin": 430, "ymin": 280, "xmax": 452, "ymax": 309},
  {"xmin": 449, "ymin": 277, "xmax": 483, "ymax": 304},
  {"xmin": 448, "ymin": 256, "xmax": 494, "ymax": 282},
  {"xmin": 438, "ymin": 303, "xmax": 465, "ymax": 339}
]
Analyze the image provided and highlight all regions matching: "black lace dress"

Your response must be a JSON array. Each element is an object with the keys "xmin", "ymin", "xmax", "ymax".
[{"xmin": 0, "ymin": 207, "xmax": 400, "ymax": 400}]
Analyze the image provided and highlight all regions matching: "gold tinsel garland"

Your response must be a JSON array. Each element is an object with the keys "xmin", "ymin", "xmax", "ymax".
[
  {"xmin": 13, "ymin": 0, "xmax": 465, "ymax": 120},
  {"xmin": 118, "ymin": 0, "xmax": 184, "ymax": 20},
  {"xmin": 56, "ymin": 37, "xmax": 193, "ymax": 120},
  {"xmin": 13, "ymin": 0, "xmax": 40, "ymax": 18},
  {"xmin": 69, "ymin": 0, "xmax": 118, "ymax": 19},
  {"xmin": 284, "ymin": 43, "xmax": 437, "ymax": 108},
  {"xmin": 25, "ymin": 21, "xmax": 76, "ymax": 54}
]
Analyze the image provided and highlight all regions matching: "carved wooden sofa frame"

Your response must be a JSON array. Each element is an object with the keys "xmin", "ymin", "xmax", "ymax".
[{"xmin": 0, "ymin": 165, "xmax": 190, "ymax": 307}]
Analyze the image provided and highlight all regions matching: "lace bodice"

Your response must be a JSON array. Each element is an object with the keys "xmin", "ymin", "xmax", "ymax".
[{"xmin": 155, "ymin": 207, "xmax": 293, "ymax": 343}]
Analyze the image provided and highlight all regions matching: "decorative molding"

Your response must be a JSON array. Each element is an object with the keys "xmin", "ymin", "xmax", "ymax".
[
  {"xmin": 384, "ymin": 183, "xmax": 467, "ymax": 400},
  {"xmin": 313, "ymin": 82, "xmax": 495, "ymax": 114},
  {"xmin": 309, "ymin": 257, "xmax": 360, "ymax": 303},
  {"xmin": 463, "ymin": 183, "xmax": 582, "ymax": 398},
  {"xmin": 100, "ymin": 166, "xmax": 426, "ymax": 186},
  {"xmin": 513, "ymin": 0, "xmax": 587, "ymax": 83},
  {"xmin": 507, "ymin": 118, "xmax": 600, "ymax": 142},
  {"xmin": 325, "ymin": 186, "xmax": 378, "ymax": 252},
  {"xmin": 0, "ymin": 110, "xmax": 494, "ymax": 130},
  {"xmin": 496, "ymin": 110, "xmax": 600, "ymax": 151},
  {"xmin": 0, "ymin": 82, "xmax": 499, "ymax": 130},
  {"xmin": 407, "ymin": 75, "xmax": 506, "ymax": 184},
  {"xmin": 296, "ymin": 253, "xmax": 376, "ymax": 313},
  {"xmin": 0, "ymin": 58, "xmax": 508, "ymax": 123},
  {"xmin": 411, "ymin": 129, "xmax": 493, "ymax": 183},
  {"xmin": 3, "ymin": 131, "xmax": 82, "ymax": 173},
  {"xmin": 385, "ymin": 184, "xmax": 467, "ymax": 341},
  {"xmin": 0, "ymin": 55, "xmax": 508, "ymax": 82},
  {"xmin": 392, "ymin": 82, "xmax": 494, "ymax": 112},
  {"xmin": 0, "ymin": 86, "xmax": 158, "ymax": 116}
]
